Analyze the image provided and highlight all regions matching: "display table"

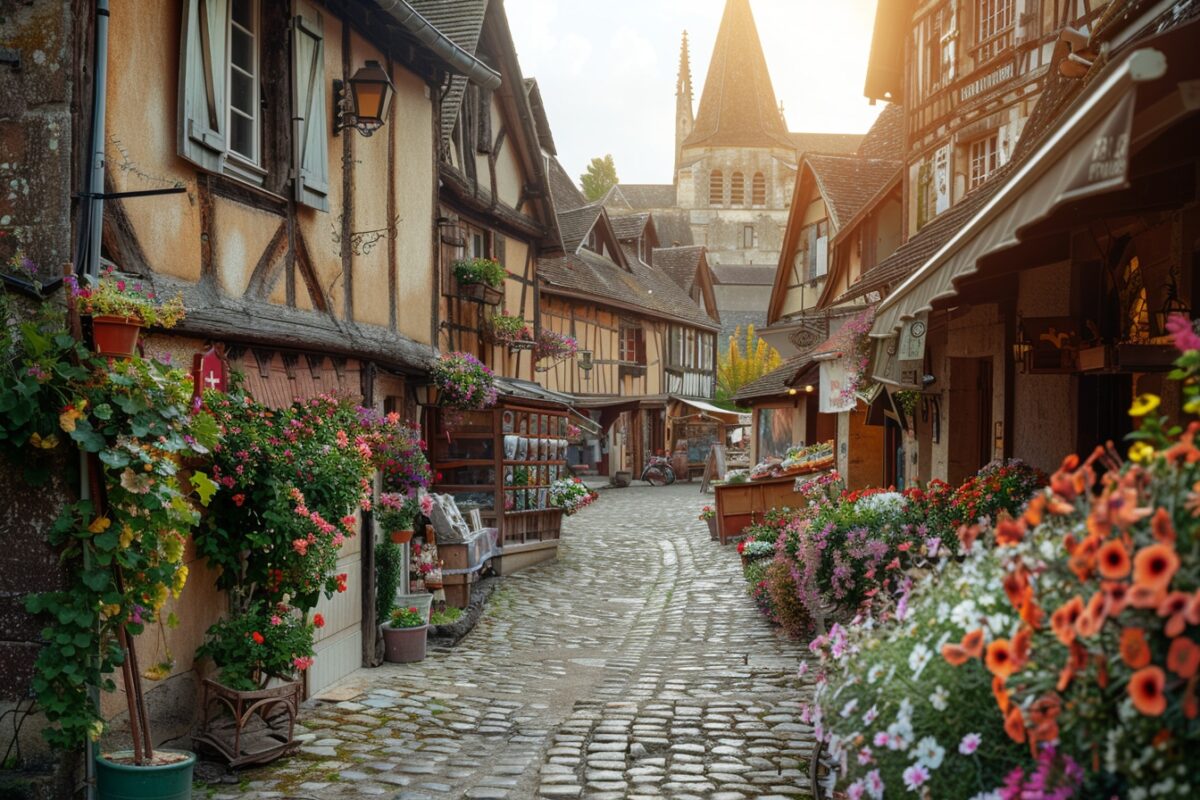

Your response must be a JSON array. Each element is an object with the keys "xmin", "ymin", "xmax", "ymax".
[{"xmin": 713, "ymin": 474, "xmax": 808, "ymax": 545}]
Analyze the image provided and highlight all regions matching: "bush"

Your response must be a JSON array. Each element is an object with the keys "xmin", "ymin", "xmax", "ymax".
[
  {"xmin": 452, "ymin": 257, "xmax": 506, "ymax": 287},
  {"xmin": 765, "ymin": 559, "xmax": 812, "ymax": 636},
  {"xmin": 948, "ymin": 458, "xmax": 1046, "ymax": 527},
  {"xmin": 375, "ymin": 540, "xmax": 403, "ymax": 622}
]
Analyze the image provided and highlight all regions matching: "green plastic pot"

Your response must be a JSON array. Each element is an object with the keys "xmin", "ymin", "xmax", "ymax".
[{"xmin": 95, "ymin": 750, "xmax": 195, "ymax": 800}]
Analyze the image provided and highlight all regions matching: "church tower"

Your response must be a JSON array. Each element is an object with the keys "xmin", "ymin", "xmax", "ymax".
[{"xmin": 674, "ymin": 30, "xmax": 694, "ymax": 182}]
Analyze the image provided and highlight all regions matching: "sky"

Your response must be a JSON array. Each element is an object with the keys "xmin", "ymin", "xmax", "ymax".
[{"xmin": 505, "ymin": 0, "xmax": 884, "ymax": 186}]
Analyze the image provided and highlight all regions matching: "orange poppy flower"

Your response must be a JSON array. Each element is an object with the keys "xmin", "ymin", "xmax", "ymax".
[
  {"xmin": 1024, "ymin": 494, "xmax": 1046, "ymax": 526},
  {"xmin": 1120, "ymin": 628, "xmax": 1151, "ymax": 669},
  {"xmin": 993, "ymin": 675, "xmax": 1011, "ymax": 713},
  {"xmin": 1012, "ymin": 627, "xmax": 1033, "ymax": 669},
  {"xmin": 1076, "ymin": 591, "xmax": 1108, "ymax": 638},
  {"xmin": 1056, "ymin": 662, "xmax": 1075, "ymax": 693},
  {"xmin": 962, "ymin": 628, "xmax": 985, "ymax": 659},
  {"xmin": 1051, "ymin": 455, "xmax": 1080, "ymax": 500},
  {"xmin": 996, "ymin": 518, "xmax": 1027, "ymax": 547},
  {"xmin": 1130, "ymin": 583, "xmax": 1167, "ymax": 610},
  {"xmin": 1111, "ymin": 487, "xmax": 1153, "ymax": 530},
  {"xmin": 1187, "ymin": 590, "xmax": 1200, "ymax": 626},
  {"xmin": 957, "ymin": 523, "xmax": 981, "ymax": 553},
  {"xmin": 1004, "ymin": 569, "xmax": 1031, "ymax": 610},
  {"xmin": 1103, "ymin": 581, "xmax": 1130, "ymax": 616},
  {"xmin": 1051, "ymin": 596, "xmax": 1084, "ymax": 646},
  {"xmin": 1004, "ymin": 706, "xmax": 1026, "ymax": 743},
  {"xmin": 942, "ymin": 642, "xmax": 970, "ymax": 666},
  {"xmin": 1167, "ymin": 638, "xmax": 1199, "ymax": 679},
  {"xmin": 1029, "ymin": 693, "xmax": 1062, "ymax": 726},
  {"xmin": 1097, "ymin": 539, "xmax": 1131, "ymax": 579},
  {"xmin": 986, "ymin": 638, "xmax": 1019, "ymax": 679},
  {"xmin": 1151, "ymin": 508, "xmax": 1176, "ymax": 544},
  {"xmin": 1068, "ymin": 552, "xmax": 1095, "ymax": 582},
  {"xmin": 1020, "ymin": 596, "xmax": 1046, "ymax": 629},
  {"xmin": 1096, "ymin": 653, "xmax": 1110, "ymax": 688},
  {"xmin": 1159, "ymin": 592, "xmax": 1191, "ymax": 638},
  {"xmin": 1129, "ymin": 666, "xmax": 1167, "ymax": 716},
  {"xmin": 1133, "ymin": 543, "xmax": 1180, "ymax": 593}
]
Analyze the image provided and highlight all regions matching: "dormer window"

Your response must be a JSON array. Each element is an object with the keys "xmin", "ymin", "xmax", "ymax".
[
  {"xmin": 730, "ymin": 172, "xmax": 745, "ymax": 205},
  {"xmin": 709, "ymin": 170, "xmax": 724, "ymax": 206}
]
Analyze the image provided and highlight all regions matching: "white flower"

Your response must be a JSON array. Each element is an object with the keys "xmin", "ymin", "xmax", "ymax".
[
  {"xmin": 897, "ymin": 697, "xmax": 914, "ymax": 723},
  {"xmin": 1129, "ymin": 788, "xmax": 1148, "ymax": 800},
  {"xmin": 863, "ymin": 704, "xmax": 879, "ymax": 724},
  {"xmin": 987, "ymin": 613, "xmax": 1011, "ymax": 635},
  {"xmin": 958, "ymin": 732, "xmax": 982, "ymax": 755},
  {"xmin": 968, "ymin": 793, "xmax": 1002, "ymax": 800},
  {"xmin": 914, "ymin": 736, "xmax": 945, "ymax": 770},
  {"xmin": 902, "ymin": 763, "xmax": 930, "ymax": 791},
  {"xmin": 908, "ymin": 643, "xmax": 932, "ymax": 676},
  {"xmin": 840, "ymin": 698, "xmax": 859, "ymax": 718},
  {"xmin": 867, "ymin": 664, "xmax": 885, "ymax": 684},
  {"xmin": 950, "ymin": 600, "xmax": 979, "ymax": 630},
  {"xmin": 928, "ymin": 685, "xmax": 949, "ymax": 712},
  {"xmin": 855, "ymin": 491, "xmax": 907, "ymax": 514}
]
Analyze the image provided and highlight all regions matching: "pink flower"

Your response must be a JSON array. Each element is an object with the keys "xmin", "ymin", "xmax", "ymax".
[
  {"xmin": 958, "ymin": 732, "xmax": 981, "ymax": 755},
  {"xmin": 293, "ymin": 656, "xmax": 314, "ymax": 671},
  {"xmin": 336, "ymin": 430, "xmax": 349, "ymax": 447},
  {"xmin": 1166, "ymin": 313, "xmax": 1200, "ymax": 352},
  {"xmin": 270, "ymin": 615, "xmax": 282, "ymax": 626},
  {"xmin": 292, "ymin": 538, "xmax": 308, "ymax": 556},
  {"xmin": 902, "ymin": 764, "xmax": 929, "ymax": 792},
  {"xmin": 865, "ymin": 769, "xmax": 884, "ymax": 798},
  {"xmin": 420, "ymin": 494, "xmax": 434, "ymax": 516},
  {"xmin": 847, "ymin": 781, "xmax": 866, "ymax": 800},
  {"xmin": 857, "ymin": 747, "xmax": 873, "ymax": 765},
  {"xmin": 873, "ymin": 732, "xmax": 889, "ymax": 748}
]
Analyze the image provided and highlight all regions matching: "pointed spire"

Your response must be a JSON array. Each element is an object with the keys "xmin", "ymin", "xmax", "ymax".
[
  {"xmin": 684, "ymin": 0, "xmax": 793, "ymax": 151},
  {"xmin": 677, "ymin": 30, "xmax": 693, "ymax": 102}
]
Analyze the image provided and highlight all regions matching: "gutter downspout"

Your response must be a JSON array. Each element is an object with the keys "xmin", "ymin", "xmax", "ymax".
[{"xmin": 375, "ymin": 1, "xmax": 501, "ymax": 90}]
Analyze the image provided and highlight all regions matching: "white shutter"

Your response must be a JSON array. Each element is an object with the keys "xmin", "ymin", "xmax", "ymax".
[
  {"xmin": 292, "ymin": 5, "xmax": 330, "ymax": 211},
  {"xmin": 934, "ymin": 145, "xmax": 951, "ymax": 214},
  {"xmin": 178, "ymin": 0, "xmax": 229, "ymax": 172}
]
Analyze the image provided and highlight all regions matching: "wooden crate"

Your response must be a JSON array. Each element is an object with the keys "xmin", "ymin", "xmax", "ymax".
[{"xmin": 713, "ymin": 474, "xmax": 806, "ymax": 544}]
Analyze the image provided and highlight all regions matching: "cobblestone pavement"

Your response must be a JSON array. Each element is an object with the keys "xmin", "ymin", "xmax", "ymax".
[{"xmin": 209, "ymin": 483, "xmax": 814, "ymax": 799}]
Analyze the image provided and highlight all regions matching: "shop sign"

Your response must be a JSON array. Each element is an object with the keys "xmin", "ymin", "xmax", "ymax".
[{"xmin": 820, "ymin": 359, "xmax": 856, "ymax": 414}]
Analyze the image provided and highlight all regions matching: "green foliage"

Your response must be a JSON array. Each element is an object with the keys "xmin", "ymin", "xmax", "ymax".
[
  {"xmin": 375, "ymin": 540, "xmax": 403, "ymax": 622},
  {"xmin": 485, "ymin": 312, "xmax": 533, "ymax": 345},
  {"xmin": 66, "ymin": 267, "xmax": 185, "ymax": 328},
  {"xmin": 764, "ymin": 560, "xmax": 811, "ymax": 636},
  {"xmin": 716, "ymin": 325, "xmax": 781, "ymax": 403},
  {"xmin": 388, "ymin": 606, "xmax": 425, "ymax": 628},
  {"xmin": 580, "ymin": 154, "xmax": 618, "ymax": 202},
  {"xmin": 429, "ymin": 607, "xmax": 463, "ymax": 626},
  {"xmin": 196, "ymin": 604, "xmax": 315, "ymax": 691},
  {"xmin": 430, "ymin": 352, "xmax": 498, "ymax": 410},
  {"xmin": 2, "ymin": 309, "xmax": 216, "ymax": 749},
  {"xmin": 452, "ymin": 257, "xmax": 506, "ymax": 288}
]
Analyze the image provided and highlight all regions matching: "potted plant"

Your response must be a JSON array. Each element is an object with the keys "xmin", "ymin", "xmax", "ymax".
[
  {"xmin": 699, "ymin": 505, "xmax": 718, "ymax": 540},
  {"xmin": 534, "ymin": 328, "xmax": 579, "ymax": 361},
  {"xmin": 486, "ymin": 311, "xmax": 535, "ymax": 350},
  {"xmin": 360, "ymin": 410, "xmax": 431, "ymax": 496},
  {"xmin": 3, "ymin": 307, "xmax": 217, "ymax": 796},
  {"xmin": 452, "ymin": 257, "xmax": 506, "ymax": 305},
  {"xmin": 430, "ymin": 351, "xmax": 498, "ymax": 411},
  {"xmin": 382, "ymin": 606, "xmax": 429, "ymax": 663},
  {"xmin": 377, "ymin": 491, "xmax": 432, "ymax": 544},
  {"xmin": 66, "ymin": 267, "xmax": 185, "ymax": 357},
  {"xmin": 549, "ymin": 477, "xmax": 597, "ymax": 516}
]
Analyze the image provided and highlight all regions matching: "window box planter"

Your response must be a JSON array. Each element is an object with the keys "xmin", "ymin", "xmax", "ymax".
[
  {"xmin": 459, "ymin": 281, "xmax": 503, "ymax": 306},
  {"xmin": 95, "ymin": 749, "xmax": 196, "ymax": 800},
  {"xmin": 195, "ymin": 679, "xmax": 302, "ymax": 768}
]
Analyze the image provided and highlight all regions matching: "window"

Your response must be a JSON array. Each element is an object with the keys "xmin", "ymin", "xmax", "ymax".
[
  {"xmin": 621, "ymin": 326, "xmax": 645, "ymax": 364},
  {"xmin": 227, "ymin": 0, "xmax": 259, "ymax": 164},
  {"xmin": 976, "ymin": 0, "xmax": 1014, "ymax": 63},
  {"xmin": 709, "ymin": 170, "xmax": 724, "ymax": 206},
  {"xmin": 730, "ymin": 172, "xmax": 745, "ymax": 205},
  {"xmin": 802, "ymin": 220, "xmax": 829, "ymax": 280},
  {"xmin": 968, "ymin": 133, "xmax": 999, "ymax": 189},
  {"xmin": 742, "ymin": 224, "xmax": 757, "ymax": 250},
  {"xmin": 751, "ymin": 172, "xmax": 766, "ymax": 205},
  {"xmin": 916, "ymin": 4, "xmax": 954, "ymax": 101}
]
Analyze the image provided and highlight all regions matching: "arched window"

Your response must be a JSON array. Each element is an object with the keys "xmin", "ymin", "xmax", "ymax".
[
  {"xmin": 752, "ymin": 172, "xmax": 766, "ymax": 205},
  {"xmin": 709, "ymin": 170, "xmax": 724, "ymax": 206},
  {"xmin": 730, "ymin": 172, "xmax": 745, "ymax": 205}
]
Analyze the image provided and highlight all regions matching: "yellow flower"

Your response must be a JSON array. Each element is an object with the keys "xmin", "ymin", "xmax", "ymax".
[
  {"xmin": 1186, "ymin": 396, "xmax": 1200, "ymax": 415},
  {"xmin": 59, "ymin": 405, "xmax": 84, "ymax": 433},
  {"xmin": 1129, "ymin": 394, "xmax": 1161, "ymax": 417},
  {"xmin": 88, "ymin": 516, "xmax": 111, "ymax": 534},
  {"xmin": 172, "ymin": 565, "xmax": 189, "ymax": 598},
  {"xmin": 1129, "ymin": 441, "xmax": 1156, "ymax": 463},
  {"xmin": 87, "ymin": 719, "xmax": 104, "ymax": 742},
  {"xmin": 99, "ymin": 603, "xmax": 121, "ymax": 620},
  {"xmin": 151, "ymin": 583, "xmax": 169, "ymax": 611},
  {"xmin": 118, "ymin": 524, "xmax": 135, "ymax": 549},
  {"xmin": 29, "ymin": 432, "xmax": 59, "ymax": 450}
]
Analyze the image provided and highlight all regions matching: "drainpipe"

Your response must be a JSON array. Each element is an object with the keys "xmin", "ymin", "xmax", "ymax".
[{"xmin": 374, "ymin": 0, "xmax": 501, "ymax": 90}]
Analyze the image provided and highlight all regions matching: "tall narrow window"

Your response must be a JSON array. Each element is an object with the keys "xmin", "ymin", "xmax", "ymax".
[
  {"xmin": 730, "ymin": 172, "xmax": 745, "ymax": 205},
  {"xmin": 751, "ymin": 172, "xmax": 766, "ymax": 205},
  {"xmin": 227, "ymin": 0, "xmax": 259, "ymax": 164},
  {"xmin": 976, "ymin": 0, "xmax": 1014, "ymax": 63},
  {"xmin": 969, "ymin": 133, "xmax": 999, "ymax": 189},
  {"xmin": 742, "ymin": 224, "xmax": 756, "ymax": 250},
  {"xmin": 709, "ymin": 170, "xmax": 724, "ymax": 206}
]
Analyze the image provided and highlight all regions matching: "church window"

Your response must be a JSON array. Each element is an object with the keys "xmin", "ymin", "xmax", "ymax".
[
  {"xmin": 752, "ymin": 172, "xmax": 766, "ymax": 205},
  {"xmin": 730, "ymin": 172, "xmax": 745, "ymax": 205},
  {"xmin": 709, "ymin": 170, "xmax": 724, "ymax": 206}
]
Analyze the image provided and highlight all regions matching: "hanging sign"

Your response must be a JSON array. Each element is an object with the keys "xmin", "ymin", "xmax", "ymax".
[
  {"xmin": 192, "ymin": 344, "xmax": 229, "ymax": 405},
  {"xmin": 820, "ymin": 359, "xmax": 855, "ymax": 414}
]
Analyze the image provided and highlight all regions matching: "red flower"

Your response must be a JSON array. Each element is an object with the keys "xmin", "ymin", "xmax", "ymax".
[
  {"xmin": 232, "ymin": 493, "xmax": 245, "ymax": 507},
  {"xmin": 313, "ymin": 613, "xmax": 325, "ymax": 628},
  {"xmin": 251, "ymin": 631, "xmax": 265, "ymax": 645}
]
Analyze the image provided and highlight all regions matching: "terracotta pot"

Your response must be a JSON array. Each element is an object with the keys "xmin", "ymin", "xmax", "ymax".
[
  {"xmin": 91, "ymin": 315, "xmax": 144, "ymax": 357},
  {"xmin": 390, "ymin": 529, "xmax": 414, "ymax": 544},
  {"xmin": 382, "ymin": 623, "xmax": 428, "ymax": 663}
]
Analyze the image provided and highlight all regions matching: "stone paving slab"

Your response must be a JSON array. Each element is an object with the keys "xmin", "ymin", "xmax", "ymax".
[{"xmin": 200, "ymin": 484, "xmax": 814, "ymax": 799}]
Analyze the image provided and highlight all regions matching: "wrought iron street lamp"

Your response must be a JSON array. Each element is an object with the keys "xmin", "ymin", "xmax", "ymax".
[{"xmin": 334, "ymin": 60, "xmax": 395, "ymax": 136}]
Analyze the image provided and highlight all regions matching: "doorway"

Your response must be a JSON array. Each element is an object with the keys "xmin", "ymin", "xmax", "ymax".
[
  {"xmin": 948, "ymin": 357, "xmax": 994, "ymax": 485},
  {"xmin": 1077, "ymin": 374, "xmax": 1133, "ymax": 456}
]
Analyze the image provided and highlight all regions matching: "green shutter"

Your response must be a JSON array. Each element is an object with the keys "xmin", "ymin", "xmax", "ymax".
[
  {"xmin": 292, "ymin": 6, "xmax": 329, "ymax": 211},
  {"xmin": 178, "ymin": 0, "xmax": 229, "ymax": 172}
]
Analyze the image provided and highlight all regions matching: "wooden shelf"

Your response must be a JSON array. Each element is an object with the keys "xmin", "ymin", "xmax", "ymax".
[
  {"xmin": 502, "ymin": 460, "xmax": 567, "ymax": 466},
  {"xmin": 435, "ymin": 459, "xmax": 495, "ymax": 468}
]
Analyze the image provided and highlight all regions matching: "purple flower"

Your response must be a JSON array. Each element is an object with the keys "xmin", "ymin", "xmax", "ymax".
[
  {"xmin": 1166, "ymin": 313, "xmax": 1200, "ymax": 352},
  {"xmin": 902, "ymin": 764, "xmax": 929, "ymax": 792}
]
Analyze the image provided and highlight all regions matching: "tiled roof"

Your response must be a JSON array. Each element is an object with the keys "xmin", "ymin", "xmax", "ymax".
[
  {"xmin": 790, "ymin": 132, "xmax": 864, "ymax": 156},
  {"xmin": 610, "ymin": 213, "xmax": 650, "ymax": 241},
  {"xmin": 556, "ymin": 205, "xmax": 604, "ymax": 254},
  {"xmin": 710, "ymin": 265, "xmax": 777, "ymax": 286},
  {"xmin": 732, "ymin": 354, "xmax": 817, "ymax": 402},
  {"xmin": 856, "ymin": 103, "xmax": 904, "ymax": 159},
  {"xmin": 524, "ymin": 78, "xmax": 557, "ymax": 156},
  {"xmin": 547, "ymin": 156, "xmax": 588, "ymax": 212},
  {"xmin": 408, "ymin": 0, "xmax": 488, "ymax": 145},
  {"xmin": 806, "ymin": 154, "xmax": 902, "ymax": 231},
  {"xmin": 615, "ymin": 184, "xmax": 677, "ymax": 210},
  {"xmin": 653, "ymin": 245, "xmax": 705, "ymax": 293},
  {"xmin": 652, "ymin": 210, "xmax": 695, "ymax": 247},
  {"xmin": 539, "ymin": 249, "xmax": 716, "ymax": 329},
  {"xmin": 683, "ymin": 0, "xmax": 795, "ymax": 151}
]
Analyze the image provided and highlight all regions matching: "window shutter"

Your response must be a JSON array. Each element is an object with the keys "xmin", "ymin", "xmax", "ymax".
[
  {"xmin": 292, "ymin": 5, "xmax": 330, "ymax": 211},
  {"xmin": 178, "ymin": 0, "xmax": 229, "ymax": 172},
  {"xmin": 635, "ymin": 330, "xmax": 647, "ymax": 365}
]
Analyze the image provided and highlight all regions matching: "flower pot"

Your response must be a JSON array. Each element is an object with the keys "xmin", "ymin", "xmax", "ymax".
[
  {"xmin": 705, "ymin": 517, "xmax": 718, "ymax": 540},
  {"xmin": 395, "ymin": 592, "xmax": 433, "ymax": 624},
  {"xmin": 96, "ymin": 749, "xmax": 195, "ymax": 800},
  {"xmin": 390, "ymin": 529, "xmax": 414, "ymax": 544},
  {"xmin": 459, "ymin": 281, "xmax": 503, "ymax": 306},
  {"xmin": 91, "ymin": 315, "xmax": 144, "ymax": 357},
  {"xmin": 382, "ymin": 623, "xmax": 428, "ymax": 663}
]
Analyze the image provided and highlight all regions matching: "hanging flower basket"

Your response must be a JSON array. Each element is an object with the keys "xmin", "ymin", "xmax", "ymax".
[
  {"xmin": 390, "ymin": 529, "xmax": 413, "ymax": 545},
  {"xmin": 459, "ymin": 281, "xmax": 503, "ymax": 306},
  {"xmin": 534, "ymin": 328, "xmax": 579, "ymax": 361},
  {"xmin": 430, "ymin": 352, "xmax": 498, "ymax": 410},
  {"xmin": 485, "ymin": 312, "xmax": 535, "ymax": 349},
  {"xmin": 90, "ymin": 315, "xmax": 144, "ymax": 357},
  {"xmin": 453, "ymin": 258, "xmax": 506, "ymax": 306}
]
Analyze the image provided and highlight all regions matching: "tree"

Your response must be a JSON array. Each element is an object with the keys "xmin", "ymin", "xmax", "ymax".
[
  {"xmin": 716, "ymin": 325, "xmax": 782, "ymax": 404},
  {"xmin": 580, "ymin": 155, "xmax": 619, "ymax": 202}
]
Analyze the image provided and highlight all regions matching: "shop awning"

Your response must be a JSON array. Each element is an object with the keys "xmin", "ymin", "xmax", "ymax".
[
  {"xmin": 869, "ymin": 47, "xmax": 1168, "ymax": 384},
  {"xmin": 669, "ymin": 396, "xmax": 745, "ymax": 425}
]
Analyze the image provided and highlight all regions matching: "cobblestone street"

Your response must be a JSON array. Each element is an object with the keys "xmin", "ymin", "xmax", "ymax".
[{"xmin": 210, "ymin": 484, "xmax": 814, "ymax": 800}]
